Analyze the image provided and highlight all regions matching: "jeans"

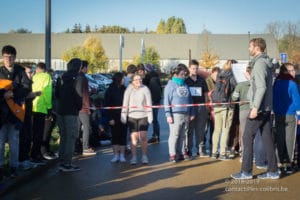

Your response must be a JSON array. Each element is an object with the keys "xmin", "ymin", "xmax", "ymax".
[
  {"xmin": 242, "ymin": 112, "xmax": 277, "ymax": 173},
  {"xmin": 151, "ymin": 106, "xmax": 160, "ymax": 139},
  {"xmin": 57, "ymin": 115, "xmax": 79, "ymax": 165},
  {"xmin": 0, "ymin": 123, "xmax": 19, "ymax": 168},
  {"xmin": 254, "ymin": 130, "xmax": 267, "ymax": 166},
  {"xmin": 78, "ymin": 112, "xmax": 91, "ymax": 150},
  {"xmin": 186, "ymin": 106, "xmax": 207, "ymax": 154}
]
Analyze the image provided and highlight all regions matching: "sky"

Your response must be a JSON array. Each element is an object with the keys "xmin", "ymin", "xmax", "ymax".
[{"xmin": 1, "ymin": 0, "xmax": 300, "ymax": 34}]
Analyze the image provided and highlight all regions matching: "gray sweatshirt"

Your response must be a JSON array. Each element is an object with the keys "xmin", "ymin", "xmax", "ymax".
[
  {"xmin": 248, "ymin": 53, "xmax": 273, "ymax": 112},
  {"xmin": 121, "ymin": 84, "xmax": 153, "ymax": 123}
]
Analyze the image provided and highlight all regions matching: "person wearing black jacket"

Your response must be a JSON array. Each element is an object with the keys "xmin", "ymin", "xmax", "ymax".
[
  {"xmin": 0, "ymin": 45, "xmax": 32, "ymax": 179},
  {"xmin": 145, "ymin": 68, "xmax": 162, "ymax": 144},
  {"xmin": 105, "ymin": 72, "xmax": 127, "ymax": 162},
  {"xmin": 55, "ymin": 58, "xmax": 83, "ymax": 172}
]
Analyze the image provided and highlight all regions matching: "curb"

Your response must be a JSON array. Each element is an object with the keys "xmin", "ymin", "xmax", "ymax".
[{"xmin": 0, "ymin": 159, "xmax": 59, "ymax": 197}]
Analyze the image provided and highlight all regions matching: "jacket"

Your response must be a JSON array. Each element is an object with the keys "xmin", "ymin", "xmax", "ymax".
[{"xmin": 248, "ymin": 53, "xmax": 273, "ymax": 112}]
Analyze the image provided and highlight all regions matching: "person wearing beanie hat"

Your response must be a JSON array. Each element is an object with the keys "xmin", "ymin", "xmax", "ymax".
[{"xmin": 56, "ymin": 58, "xmax": 83, "ymax": 172}]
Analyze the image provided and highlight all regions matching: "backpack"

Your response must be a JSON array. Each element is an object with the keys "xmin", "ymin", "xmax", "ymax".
[{"xmin": 211, "ymin": 74, "xmax": 232, "ymax": 104}]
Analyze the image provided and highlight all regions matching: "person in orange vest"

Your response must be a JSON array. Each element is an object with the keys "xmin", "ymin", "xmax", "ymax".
[{"xmin": 0, "ymin": 45, "xmax": 32, "ymax": 180}]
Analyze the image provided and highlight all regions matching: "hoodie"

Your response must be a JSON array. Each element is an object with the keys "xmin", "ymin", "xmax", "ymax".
[
  {"xmin": 56, "ymin": 58, "xmax": 83, "ymax": 115},
  {"xmin": 248, "ymin": 53, "xmax": 273, "ymax": 112}
]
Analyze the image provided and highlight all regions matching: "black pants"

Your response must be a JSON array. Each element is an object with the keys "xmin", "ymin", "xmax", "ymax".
[
  {"xmin": 41, "ymin": 113, "xmax": 57, "ymax": 154},
  {"xmin": 242, "ymin": 112, "xmax": 277, "ymax": 173},
  {"xmin": 31, "ymin": 112, "xmax": 46, "ymax": 160},
  {"xmin": 19, "ymin": 108, "xmax": 32, "ymax": 162}
]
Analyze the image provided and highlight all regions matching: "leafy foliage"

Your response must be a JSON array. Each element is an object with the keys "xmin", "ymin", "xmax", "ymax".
[
  {"xmin": 133, "ymin": 46, "xmax": 160, "ymax": 67},
  {"xmin": 156, "ymin": 16, "xmax": 186, "ymax": 34},
  {"xmin": 62, "ymin": 36, "xmax": 108, "ymax": 73}
]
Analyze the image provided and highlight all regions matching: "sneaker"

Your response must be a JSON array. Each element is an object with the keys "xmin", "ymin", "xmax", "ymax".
[
  {"xmin": 10, "ymin": 167, "xmax": 18, "ymax": 178},
  {"xmin": 211, "ymin": 152, "xmax": 219, "ymax": 159},
  {"xmin": 19, "ymin": 160, "xmax": 37, "ymax": 170},
  {"xmin": 231, "ymin": 171, "xmax": 253, "ymax": 180},
  {"xmin": 284, "ymin": 166, "xmax": 294, "ymax": 174},
  {"xmin": 257, "ymin": 171, "xmax": 280, "ymax": 180},
  {"xmin": 199, "ymin": 152, "xmax": 210, "ymax": 157},
  {"xmin": 256, "ymin": 165, "xmax": 267, "ymax": 170},
  {"xmin": 83, "ymin": 148, "xmax": 97, "ymax": 156},
  {"xmin": 43, "ymin": 152, "xmax": 58, "ymax": 160},
  {"xmin": 130, "ymin": 157, "xmax": 137, "ymax": 165},
  {"xmin": 119, "ymin": 155, "xmax": 126, "ymax": 163},
  {"xmin": 219, "ymin": 154, "xmax": 232, "ymax": 161},
  {"xmin": 148, "ymin": 137, "xmax": 159, "ymax": 144},
  {"xmin": 169, "ymin": 155, "xmax": 176, "ymax": 163},
  {"xmin": 228, "ymin": 149, "xmax": 236, "ymax": 159},
  {"xmin": 111, "ymin": 155, "xmax": 119, "ymax": 163},
  {"xmin": 59, "ymin": 164, "xmax": 81, "ymax": 172},
  {"xmin": 141, "ymin": 155, "xmax": 149, "ymax": 164}
]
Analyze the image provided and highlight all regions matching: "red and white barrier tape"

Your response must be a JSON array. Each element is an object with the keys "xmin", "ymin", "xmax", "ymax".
[{"xmin": 89, "ymin": 101, "xmax": 249, "ymax": 110}]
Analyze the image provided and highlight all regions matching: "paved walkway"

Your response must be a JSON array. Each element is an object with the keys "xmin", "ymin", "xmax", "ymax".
[{"xmin": 1, "ymin": 109, "xmax": 300, "ymax": 200}]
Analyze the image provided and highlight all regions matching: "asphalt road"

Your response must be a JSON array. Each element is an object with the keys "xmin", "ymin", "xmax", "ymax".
[{"xmin": 2, "ymin": 108, "xmax": 300, "ymax": 200}]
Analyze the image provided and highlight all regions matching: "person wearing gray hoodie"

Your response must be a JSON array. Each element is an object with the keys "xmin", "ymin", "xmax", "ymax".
[{"xmin": 231, "ymin": 38, "xmax": 279, "ymax": 180}]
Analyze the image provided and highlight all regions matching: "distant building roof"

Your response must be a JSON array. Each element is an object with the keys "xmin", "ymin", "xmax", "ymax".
[{"xmin": 0, "ymin": 33, "xmax": 279, "ymax": 60}]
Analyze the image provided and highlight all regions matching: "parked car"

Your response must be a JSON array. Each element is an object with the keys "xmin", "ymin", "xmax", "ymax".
[
  {"xmin": 85, "ymin": 74, "xmax": 105, "ymax": 95},
  {"xmin": 91, "ymin": 73, "xmax": 112, "ymax": 87}
]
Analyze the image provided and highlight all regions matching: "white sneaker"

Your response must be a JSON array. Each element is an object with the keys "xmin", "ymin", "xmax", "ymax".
[
  {"xmin": 141, "ymin": 155, "xmax": 149, "ymax": 164},
  {"xmin": 111, "ymin": 155, "xmax": 119, "ymax": 163},
  {"xmin": 130, "ymin": 157, "xmax": 137, "ymax": 165},
  {"xmin": 119, "ymin": 155, "xmax": 126, "ymax": 163}
]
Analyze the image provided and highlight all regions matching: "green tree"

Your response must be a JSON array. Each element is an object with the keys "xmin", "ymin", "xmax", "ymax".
[
  {"xmin": 9, "ymin": 28, "xmax": 32, "ymax": 33},
  {"xmin": 62, "ymin": 36, "xmax": 109, "ymax": 73},
  {"xmin": 165, "ymin": 16, "xmax": 176, "ymax": 33},
  {"xmin": 171, "ymin": 18, "xmax": 186, "ymax": 34},
  {"xmin": 72, "ymin": 23, "xmax": 82, "ymax": 33},
  {"xmin": 133, "ymin": 46, "xmax": 160, "ymax": 67},
  {"xmin": 85, "ymin": 24, "xmax": 91, "ymax": 33},
  {"xmin": 97, "ymin": 25, "xmax": 130, "ymax": 33},
  {"xmin": 156, "ymin": 19, "xmax": 166, "ymax": 34}
]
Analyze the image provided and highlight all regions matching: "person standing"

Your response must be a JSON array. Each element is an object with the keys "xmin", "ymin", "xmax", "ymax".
[
  {"xmin": 56, "ymin": 58, "xmax": 83, "ymax": 172},
  {"xmin": 30, "ymin": 62, "xmax": 52, "ymax": 164},
  {"xmin": 231, "ymin": 38, "xmax": 279, "ymax": 180},
  {"xmin": 273, "ymin": 63, "xmax": 300, "ymax": 174},
  {"xmin": 105, "ymin": 72, "xmax": 127, "ymax": 162},
  {"xmin": 164, "ymin": 64, "xmax": 195, "ymax": 162},
  {"xmin": 121, "ymin": 74, "xmax": 153, "ymax": 165},
  {"xmin": 185, "ymin": 60, "xmax": 209, "ymax": 157},
  {"xmin": 211, "ymin": 60, "xmax": 237, "ymax": 160},
  {"xmin": 0, "ymin": 45, "xmax": 32, "ymax": 179},
  {"xmin": 145, "ymin": 67, "xmax": 162, "ymax": 144},
  {"xmin": 76, "ymin": 60, "xmax": 96, "ymax": 156}
]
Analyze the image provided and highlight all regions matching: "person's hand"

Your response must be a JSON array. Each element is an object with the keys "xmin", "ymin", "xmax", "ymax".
[
  {"xmin": 249, "ymin": 107, "xmax": 258, "ymax": 119},
  {"xmin": 109, "ymin": 119, "xmax": 115, "ymax": 126},
  {"xmin": 166, "ymin": 116, "xmax": 173, "ymax": 124},
  {"xmin": 190, "ymin": 115, "xmax": 195, "ymax": 121}
]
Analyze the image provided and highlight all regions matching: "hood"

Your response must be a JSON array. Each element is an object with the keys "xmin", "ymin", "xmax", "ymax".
[
  {"xmin": 219, "ymin": 69, "xmax": 233, "ymax": 79},
  {"xmin": 67, "ymin": 58, "xmax": 81, "ymax": 72},
  {"xmin": 251, "ymin": 53, "xmax": 273, "ymax": 69},
  {"xmin": 62, "ymin": 70, "xmax": 78, "ymax": 82}
]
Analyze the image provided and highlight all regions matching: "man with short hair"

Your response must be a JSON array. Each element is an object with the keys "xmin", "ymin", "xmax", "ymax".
[
  {"xmin": 185, "ymin": 59, "xmax": 209, "ymax": 157},
  {"xmin": 0, "ymin": 45, "xmax": 31, "ymax": 179},
  {"xmin": 76, "ymin": 60, "xmax": 96, "ymax": 156},
  {"xmin": 231, "ymin": 38, "xmax": 279, "ymax": 180}
]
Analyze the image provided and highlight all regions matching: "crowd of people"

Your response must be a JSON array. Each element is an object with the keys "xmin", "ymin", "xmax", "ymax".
[{"xmin": 1, "ymin": 37, "xmax": 300, "ymax": 182}]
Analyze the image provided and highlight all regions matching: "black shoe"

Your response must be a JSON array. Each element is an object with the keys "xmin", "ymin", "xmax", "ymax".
[
  {"xmin": 43, "ymin": 152, "xmax": 58, "ymax": 160},
  {"xmin": 59, "ymin": 164, "xmax": 80, "ymax": 172},
  {"xmin": 148, "ymin": 137, "xmax": 159, "ymax": 144}
]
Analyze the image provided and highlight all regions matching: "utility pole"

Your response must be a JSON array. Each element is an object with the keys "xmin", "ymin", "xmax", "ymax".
[
  {"xmin": 119, "ymin": 35, "xmax": 124, "ymax": 72},
  {"xmin": 45, "ymin": 0, "xmax": 51, "ymax": 70}
]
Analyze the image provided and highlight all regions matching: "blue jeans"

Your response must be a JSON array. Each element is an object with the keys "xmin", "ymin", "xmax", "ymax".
[
  {"xmin": 0, "ymin": 123, "xmax": 20, "ymax": 168},
  {"xmin": 57, "ymin": 115, "xmax": 79, "ymax": 165}
]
